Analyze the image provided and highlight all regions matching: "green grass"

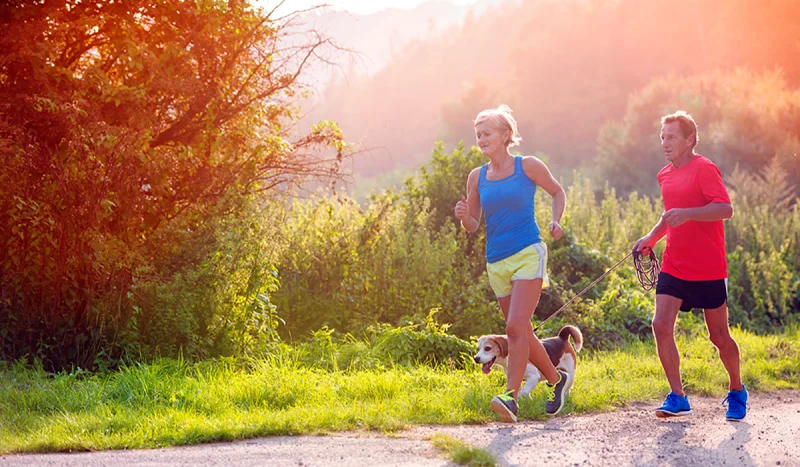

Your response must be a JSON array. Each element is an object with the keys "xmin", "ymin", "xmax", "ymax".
[
  {"xmin": 1, "ymin": 327, "xmax": 799, "ymax": 454},
  {"xmin": 430, "ymin": 433, "xmax": 496, "ymax": 466}
]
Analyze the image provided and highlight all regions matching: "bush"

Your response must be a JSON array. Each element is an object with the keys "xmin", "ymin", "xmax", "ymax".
[
  {"xmin": 129, "ymin": 197, "xmax": 287, "ymax": 360},
  {"xmin": 724, "ymin": 162, "xmax": 800, "ymax": 331},
  {"xmin": 272, "ymin": 188, "xmax": 499, "ymax": 340},
  {"xmin": 274, "ymin": 138, "xmax": 800, "ymax": 350},
  {"xmin": 257, "ymin": 310, "xmax": 474, "ymax": 372},
  {"xmin": 371, "ymin": 309, "xmax": 474, "ymax": 368}
]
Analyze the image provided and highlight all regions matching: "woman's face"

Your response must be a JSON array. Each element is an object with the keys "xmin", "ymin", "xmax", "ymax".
[{"xmin": 475, "ymin": 119, "xmax": 509, "ymax": 156}]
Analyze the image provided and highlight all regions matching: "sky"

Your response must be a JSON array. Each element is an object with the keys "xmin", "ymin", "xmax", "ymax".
[{"xmin": 260, "ymin": 0, "xmax": 482, "ymax": 16}]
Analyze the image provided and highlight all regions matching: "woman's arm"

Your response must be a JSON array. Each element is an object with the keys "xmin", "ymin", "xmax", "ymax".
[
  {"xmin": 455, "ymin": 167, "xmax": 483, "ymax": 232},
  {"xmin": 522, "ymin": 156, "xmax": 565, "ymax": 239}
]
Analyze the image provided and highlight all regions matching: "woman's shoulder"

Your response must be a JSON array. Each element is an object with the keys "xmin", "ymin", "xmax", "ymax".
[
  {"xmin": 518, "ymin": 155, "xmax": 555, "ymax": 185},
  {"xmin": 467, "ymin": 165, "xmax": 483, "ymax": 185},
  {"xmin": 469, "ymin": 165, "xmax": 484, "ymax": 178},
  {"xmin": 519, "ymin": 155, "xmax": 547, "ymax": 172}
]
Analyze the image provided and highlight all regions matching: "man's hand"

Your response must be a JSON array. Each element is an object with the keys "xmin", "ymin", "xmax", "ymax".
[
  {"xmin": 454, "ymin": 196, "xmax": 470, "ymax": 222},
  {"xmin": 662, "ymin": 208, "xmax": 692, "ymax": 227},
  {"xmin": 548, "ymin": 221, "xmax": 563, "ymax": 240},
  {"xmin": 633, "ymin": 235, "xmax": 656, "ymax": 255}
]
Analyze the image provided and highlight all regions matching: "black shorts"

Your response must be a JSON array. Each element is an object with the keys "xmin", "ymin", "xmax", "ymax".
[{"xmin": 655, "ymin": 272, "xmax": 728, "ymax": 312}]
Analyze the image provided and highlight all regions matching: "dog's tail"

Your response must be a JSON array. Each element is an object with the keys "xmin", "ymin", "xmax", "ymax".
[{"xmin": 558, "ymin": 325, "xmax": 583, "ymax": 353}]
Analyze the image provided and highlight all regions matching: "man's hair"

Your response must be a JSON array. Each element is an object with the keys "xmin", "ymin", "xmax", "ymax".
[
  {"xmin": 474, "ymin": 104, "xmax": 522, "ymax": 148},
  {"xmin": 661, "ymin": 110, "xmax": 699, "ymax": 148}
]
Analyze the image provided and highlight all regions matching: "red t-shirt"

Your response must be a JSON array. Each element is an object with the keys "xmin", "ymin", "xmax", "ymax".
[{"xmin": 657, "ymin": 155, "xmax": 730, "ymax": 281}]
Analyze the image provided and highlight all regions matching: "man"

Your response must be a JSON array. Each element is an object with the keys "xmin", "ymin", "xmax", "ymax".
[{"xmin": 633, "ymin": 110, "xmax": 747, "ymax": 421}]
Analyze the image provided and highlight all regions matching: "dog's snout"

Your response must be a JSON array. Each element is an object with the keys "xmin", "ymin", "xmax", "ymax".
[{"xmin": 473, "ymin": 355, "xmax": 480, "ymax": 363}]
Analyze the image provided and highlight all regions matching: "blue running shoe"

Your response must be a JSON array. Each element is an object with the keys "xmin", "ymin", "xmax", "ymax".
[
  {"xmin": 723, "ymin": 386, "xmax": 748, "ymax": 421},
  {"xmin": 655, "ymin": 392, "xmax": 693, "ymax": 418}
]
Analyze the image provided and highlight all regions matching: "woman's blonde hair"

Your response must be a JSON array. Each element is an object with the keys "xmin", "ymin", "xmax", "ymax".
[{"xmin": 474, "ymin": 104, "xmax": 522, "ymax": 148}]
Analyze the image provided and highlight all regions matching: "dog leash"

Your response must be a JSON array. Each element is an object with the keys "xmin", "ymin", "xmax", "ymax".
[{"xmin": 533, "ymin": 248, "xmax": 660, "ymax": 332}]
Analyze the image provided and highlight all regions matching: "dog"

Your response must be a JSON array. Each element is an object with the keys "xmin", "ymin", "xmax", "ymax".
[{"xmin": 474, "ymin": 325, "xmax": 583, "ymax": 398}]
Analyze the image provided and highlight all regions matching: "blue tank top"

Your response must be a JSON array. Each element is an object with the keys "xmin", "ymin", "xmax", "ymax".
[{"xmin": 478, "ymin": 156, "xmax": 542, "ymax": 263}]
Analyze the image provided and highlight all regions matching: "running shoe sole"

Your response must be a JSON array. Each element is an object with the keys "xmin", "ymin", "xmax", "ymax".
[
  {"xmin": 656, "ymin": 409, "xmax": 693, "ymax": 418},
  {"xmin": 490, "ymin": 397, "xmax": 518, "ymax": 422},
  {"xmin": 547, "ymin": 398, "xmax": 566, "ymax": 416}
]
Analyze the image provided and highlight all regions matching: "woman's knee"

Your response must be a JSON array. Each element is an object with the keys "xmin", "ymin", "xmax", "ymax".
[{"xmin": 505, "ymin": 318, "xmax": 529, "ymax": 339}]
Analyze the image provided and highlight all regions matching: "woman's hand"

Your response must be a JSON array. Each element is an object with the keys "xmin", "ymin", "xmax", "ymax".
[
  {"xmin": 454, "ymin": 196, "xmax": 470, "ymax": 222},
  {"xmin": 548, "ymin": 221, "xmax": 563, "ymax": 240}
]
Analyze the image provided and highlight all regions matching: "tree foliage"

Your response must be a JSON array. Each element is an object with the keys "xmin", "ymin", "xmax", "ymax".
[
  {"xmin": 595, "ymin": 69, "xmax": 800, "ymax": 196},
  {"xmin": 0, "ymin": 0, "xmax": 346, "ymax": 370}
]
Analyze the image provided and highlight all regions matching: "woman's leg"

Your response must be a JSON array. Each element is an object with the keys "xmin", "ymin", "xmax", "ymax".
[{"xmin": 499, "ymin": 278, "xmax": 560, "ymax": 398}]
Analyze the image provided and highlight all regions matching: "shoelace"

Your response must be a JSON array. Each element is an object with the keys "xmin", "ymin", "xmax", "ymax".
[
  {"xmin": 494, "ymin": 390, "xmax": 515, "ymax": 404},
  {"xmin": 545, "ymin": 383, "xmax": 557, "ymax": 402},
  {"xmin": 545, "ymin": 373, "xmax": 566, "ymax": 402},
  {"xmin": 722, "ymin": 396, "xmax": 750, "ymax": 410},
  {"xmin": 664, "ymin": 393, "xmax": 683, "ymax": 406}
]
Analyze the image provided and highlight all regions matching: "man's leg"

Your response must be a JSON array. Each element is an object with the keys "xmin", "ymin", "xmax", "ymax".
[
  {"xmin": 653, "ymin": 294, "xmax": 684, "ymax": 395},
  {"xmin": 703, "ymin": 302, "xmax": 743, "ymax": 391}
]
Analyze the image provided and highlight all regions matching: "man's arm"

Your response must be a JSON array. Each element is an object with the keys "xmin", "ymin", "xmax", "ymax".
[
  {"xmin": 648, "ymin": 216, "xmax": 669, "ymax": 242},
  {"xmin": 634, "ymin": 215, "xmax": 668, "ymax": 253},
  {"xmin": 662, "ymin": 202, "xmax": 733, "ymax": 227}
]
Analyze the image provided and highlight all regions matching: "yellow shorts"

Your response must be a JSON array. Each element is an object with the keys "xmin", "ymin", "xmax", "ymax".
[{"xmin": 486, "ymin": 243, "xmax": 550, "ymax": 298}]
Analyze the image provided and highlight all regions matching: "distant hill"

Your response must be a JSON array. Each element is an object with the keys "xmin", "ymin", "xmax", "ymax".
[
  {"xmin": 302, "ymin": 0, "xmax": 507, "ymax": 82},
  {"xmin": 301, "ymin": 0, "xmax": 800, "ymax": 185}
]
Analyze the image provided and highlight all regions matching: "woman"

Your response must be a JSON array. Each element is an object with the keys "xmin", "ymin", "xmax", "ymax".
[{"xmin": 454, "ymin": 104, "xmax": 569, "ymax": 421}]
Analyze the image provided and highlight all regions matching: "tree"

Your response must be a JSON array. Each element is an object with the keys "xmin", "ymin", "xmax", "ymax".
[
  {"xmin": 0, "ymin": 0, "xmax": 347, "ymax": 370},
  {"xmin": 595, "ymin": 69, "xmax": 800, "ymax": 197}
]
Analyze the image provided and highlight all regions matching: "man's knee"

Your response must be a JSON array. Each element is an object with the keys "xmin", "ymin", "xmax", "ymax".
[
  {"xmin": 708, "ymin": 327, "xmax": 734, "ymax": 349},
  {"xmin": 652, "ymin": 316, "xmax": 674, "ymax": 339},
  {"xmin": 653, "ymin": 295, "xmax": 681, "ymax": 340}
]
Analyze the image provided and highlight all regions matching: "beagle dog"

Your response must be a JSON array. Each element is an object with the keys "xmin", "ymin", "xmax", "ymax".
[{"xmin": 474, "ymin": 325, "xmax": 583, "ymax": 398}]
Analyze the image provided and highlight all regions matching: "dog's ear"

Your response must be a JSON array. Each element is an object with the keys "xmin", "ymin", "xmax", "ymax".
[{"xmin": 493, "ymin": 335, "xmax": 509, "ymax": 358}]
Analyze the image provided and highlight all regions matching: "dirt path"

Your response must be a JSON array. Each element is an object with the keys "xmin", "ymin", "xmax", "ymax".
[{"xmin": 3, "ymin": 391, "xmax": 799, "ymax": 466}]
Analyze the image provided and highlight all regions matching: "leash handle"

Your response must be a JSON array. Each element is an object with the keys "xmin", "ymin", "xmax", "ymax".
[{"xmin": 633, "ymin": 247, "xmax": 660, "ymax": 291}]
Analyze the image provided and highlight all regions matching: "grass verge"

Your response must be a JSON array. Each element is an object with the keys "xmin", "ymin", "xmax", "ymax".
[{"xmin": 1, "ymin": 327, "xmax": 798, "ymax": 454}]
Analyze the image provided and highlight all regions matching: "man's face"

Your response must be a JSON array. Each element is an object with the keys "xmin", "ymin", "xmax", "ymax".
[{"xmin": 660, "ymin": 121, "xmax": 693, "ymax": 163}]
